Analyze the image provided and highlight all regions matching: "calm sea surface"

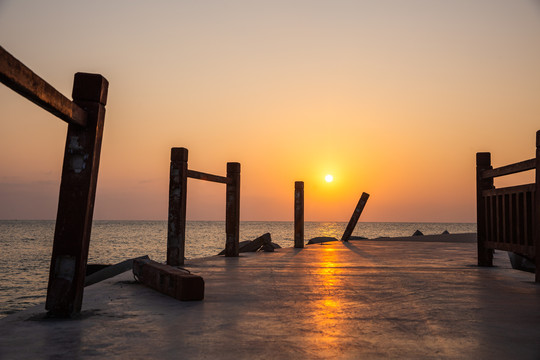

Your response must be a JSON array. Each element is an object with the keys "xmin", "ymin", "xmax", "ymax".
[{"xmin": 0, "ymin": 220, "xmax": 475, "ymax": 318}]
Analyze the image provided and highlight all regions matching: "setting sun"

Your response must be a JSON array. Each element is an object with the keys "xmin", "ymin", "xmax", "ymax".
[{"xmin": 325, "ymin": 174, "xmax": 334, "ymax": 183}]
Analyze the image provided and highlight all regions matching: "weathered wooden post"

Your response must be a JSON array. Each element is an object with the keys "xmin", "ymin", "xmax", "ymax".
[
  {"xmin": 226, "ymin": 162, "xmax": 240, "ymax": 256},
  {"xmin": 535, "ymin": 131, "xmax": 540, "ymax": 282},
  {"xmin": 476, "ymin": 152, "xmax": 494, "ymax": 267},
  {"xmin": 167, "ymin": 148, "xmax": 188, "ymax": 266},
  {"xmin": 341, "ymin": 192, "xmax": 370, "ymax": 242},
  {"xmin": 294, "ymin": 181, "xmax": 304, "ymax": 248},
  {"xmin": 46, "ymin": 73, "xmax": 108, "ymax": 317}
]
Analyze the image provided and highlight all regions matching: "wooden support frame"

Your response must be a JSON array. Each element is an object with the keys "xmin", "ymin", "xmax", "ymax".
[
  {"xmin": 2, "ymin": 46, "xmax": 109, "ymax": 316},
  {"xmin": 476, "ymin": 130, "xmax": 540, "ymax": 282},
  {"xmin": 167, "ymin": 148, "xmax": 240, "ymax": 265},
  {"xmin": 294, "ymin": 181, "xmax": 304, "ymax": 248},
  {"xmin": 45, "ymin": 73, "xmax": 109, "ymax": 316},
  {"xmin": 341, "ymin": 192, "xmax": 370, "ymax": 242}
]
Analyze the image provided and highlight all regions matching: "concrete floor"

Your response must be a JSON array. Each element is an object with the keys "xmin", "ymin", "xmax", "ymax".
[{"xmin": 1, "ymin": 233, "xmax": 539, "ymax": 359}]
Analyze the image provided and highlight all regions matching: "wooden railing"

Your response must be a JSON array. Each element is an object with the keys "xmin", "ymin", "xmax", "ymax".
[
  {"xmin": 476, "ymin": 131, "xmax": 540, "ymax": 282},
  {"xmin": 0, "ymin": 46, "xmax": 109, "ymax": 316},
  {"xmin": 167, "ymin": 147, "xmax": 240, "ymax": 266}
]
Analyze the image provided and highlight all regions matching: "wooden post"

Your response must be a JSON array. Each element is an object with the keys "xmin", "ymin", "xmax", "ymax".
[
  {"xmin": 477, "ymin": 152, "xmax": 494, "ymax": 267},
  {"xmin": 45, "ymin": 73, "xmax": 108, "ymax": 317},
  {"xmin": 535, "ymin": 131, "xmax": 540, "ymax": 282},
  {"xmin": 226, "ymin": 162, "xmax": 240, "ymax": 256},
  {"xmin": 167, "ymin": 148, "xmax": 188, "ymax": 266},
  {"xmin": 341, "ymin": 192, "xmax": 370, "ymax": 242},
  {"xmin": 294, "ymin": 181, "xmax": 304, "ymax": 248}
]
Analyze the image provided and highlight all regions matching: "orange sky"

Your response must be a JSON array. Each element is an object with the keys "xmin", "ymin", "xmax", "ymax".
[{"xmin": 1, "ymin": 1, "xmax": 540, "ymax": 222}]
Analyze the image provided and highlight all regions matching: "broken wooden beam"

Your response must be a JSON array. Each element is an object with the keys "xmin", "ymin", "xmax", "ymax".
[
  {"xmin": 218, "ymin": 233, "xmax": 279, "ymax": 255},
  {"xmin": 133, "ymin": 258, "xmax": 204, "ymax": 301},
  {"xmin": 341, "ymin": 192, "xmax": 370, "ymax": 242}
]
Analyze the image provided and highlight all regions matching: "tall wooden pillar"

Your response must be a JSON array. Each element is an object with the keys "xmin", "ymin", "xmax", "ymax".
[
  {"xmin": 225, "ymin": 162, "xmax": 240, "ymax": 257},
  {"xmin": 167, "ymin": 148, "xmax": 188, "ymax": 266},
  {"xmin": 535, "ymin": 131, "xmax": 540, "ymax": 282},
  {"xmin": 476, "ymin": 152, "xmax": 494, "ymax": 267},
  {"xmin": 46, "ymin": 73, "xmax": 108, "ymax": 317},
  {"xmin": 294, "ymin": 181, "xmax": 304, "ymax": 248}
]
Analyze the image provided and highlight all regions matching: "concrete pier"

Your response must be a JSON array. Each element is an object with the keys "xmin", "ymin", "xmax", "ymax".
[{"xmin": 1, "ymin": 233, "xmax": 539, "ymax": 359}]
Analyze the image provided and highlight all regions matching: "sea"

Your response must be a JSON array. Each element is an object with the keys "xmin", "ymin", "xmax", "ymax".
[{"xmin": 0, "ymin": 220, "xmax": 476, "ymax": 319}]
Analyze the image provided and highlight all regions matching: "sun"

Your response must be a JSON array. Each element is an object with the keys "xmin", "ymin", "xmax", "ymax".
[{"xmin": 325, "ymin": 174, "xmax": 334, "ymax": 183}]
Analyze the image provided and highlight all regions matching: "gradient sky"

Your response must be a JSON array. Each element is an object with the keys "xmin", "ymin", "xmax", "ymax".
[{"xmin": 1, "ymin": 0, "xmax": 539, "ymax": 222}]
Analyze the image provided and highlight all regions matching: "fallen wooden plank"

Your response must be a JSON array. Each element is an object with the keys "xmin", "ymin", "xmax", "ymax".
[
  {"xmin": 85, "ymin": 255, "xmax": 149, "ymax": 286},
  {"xmin": 307, "ymin": 237, "xmax": 338, "ymax": 245},
  {"xmin": 133, "ymin": 258, "xmax": 204, "ymax": 301}
]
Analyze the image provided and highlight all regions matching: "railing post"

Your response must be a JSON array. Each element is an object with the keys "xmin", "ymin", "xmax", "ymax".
[
  {"xmin": 45, "ymin": 73, "xmax": 108, "ymax": 317},
  {"xmin": 294, "ymin": 181, "xmax": 304, "ymax": 248},
  {"xmin": 341, "ymin": 192, "xmax": 370, "ymax": 242},
  {"xmin": 226, "ymin": 162, "xmax": 240, "ymax": 257},
  {"xmin": 535, "ymin": 131, "xmax": 540, "ymax": 282},
  {"xmin": 477, "ymin": 152, "xmax": 494, "ymax": 267},
  {"xmin": 167, "ymin": 148, "xmax": 188, "ymax": 266}
]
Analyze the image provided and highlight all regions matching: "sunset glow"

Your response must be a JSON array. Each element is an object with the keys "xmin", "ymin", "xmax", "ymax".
[
  {"xmin": 325, "ymin": 175, "xmax": 334, "ymax": 183},
  {"xmin": 1, "ymin": 1, "xmax": 539, "ymax": 222}
]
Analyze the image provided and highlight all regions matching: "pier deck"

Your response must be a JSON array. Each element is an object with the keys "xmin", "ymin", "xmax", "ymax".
[{"xmin": 1, "ymin": 233, "xmax": 540, "ymax": 359}]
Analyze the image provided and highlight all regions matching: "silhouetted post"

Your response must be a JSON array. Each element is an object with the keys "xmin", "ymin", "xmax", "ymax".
[
  {"xmin": 226, "ymin": 162, "xmax": 240, "ymax": 256},
  {"xmin": 535, "ymin": 131, "xmax": 540, "ymax": 282},
  {"xmin": 476, "ymin": 152, "xmax": 494, "ymax": 267},
  {"xmin": 341, "ymin": 192, "xmax": 370, "ymax": 242},
  {"xmin": 294, "ymin": 181, "xmax": 304, "ymax": 248},
  {"xmin": 167, "ymin": 148, "xmax": 188, "ymax": 266},
  {"xmin": 46, "ymin": 73, "xmax": 108, "ymax": 317}
]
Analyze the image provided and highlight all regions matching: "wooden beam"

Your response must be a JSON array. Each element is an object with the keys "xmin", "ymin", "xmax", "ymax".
[
  {"xmin": 482, "ymin": 158, "xmax": 535, "ymax": 179},
  {"xmin": 187, "ymin": 169, "xmax": 230, "ymax": 184},
  {"xmin": 0, "ymin": 46, "xmax": 88, "ymax": 127},
  {"xmin": 482, "ymin": 184, "xmax": 535, "ymax": 197},
  {"xmin": 341, "ymin": 192, "xmax": 369, "ymax": 242},
  {"xmin": 534, "ymin": 130, "xmax": 540, "ymax": 282},
  {"xmin": 45, "ymin": 73, "xmax": 108, "ymax": 317},
  {"xmin": 167, "ymin": 148, "xmax": 188, "ymax": 266},
  {"xmin": 476, "ymin": 152, "xmax": 494, "ymax": 267},
  {"xmin": 294, "ymin": 181, "xmax": 304, "ymax": 248},
  {"xmin": 133, "ymin": 258, "xmax": 204, "ymax": 301},
  {"xmin": 225, "ymin": 162, "xmax": 240, "ymax": 257}
]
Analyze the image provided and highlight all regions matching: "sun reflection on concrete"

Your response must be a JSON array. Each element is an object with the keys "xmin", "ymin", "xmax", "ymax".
[{"xmin": 306, "ymin": 247, "xmax": 348, "ymax": 355}]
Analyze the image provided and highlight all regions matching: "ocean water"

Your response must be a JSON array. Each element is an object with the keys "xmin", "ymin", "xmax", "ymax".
[{"xmin": 0, "ymin": 220, "xmax": 475, "ymax": 318}]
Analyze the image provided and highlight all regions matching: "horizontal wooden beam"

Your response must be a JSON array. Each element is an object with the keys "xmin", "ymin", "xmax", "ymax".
[
  {"xmin": 484, "ymin": 241, "xmax": 535, "ymax": 259},
  {"xmin": 187, "ymin": 169, "xmax": 230, "ymax": 184},
  {"xmin": 482, "ymin": 183, "xmax": 535, "ymax": 197},
  {"xmin": 0, "ymin": 46, "xmax": 87, "ymax": 127},
  {"xmin": 482, "ymin": 158, "xmax": 536, "ymax": 179}
]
